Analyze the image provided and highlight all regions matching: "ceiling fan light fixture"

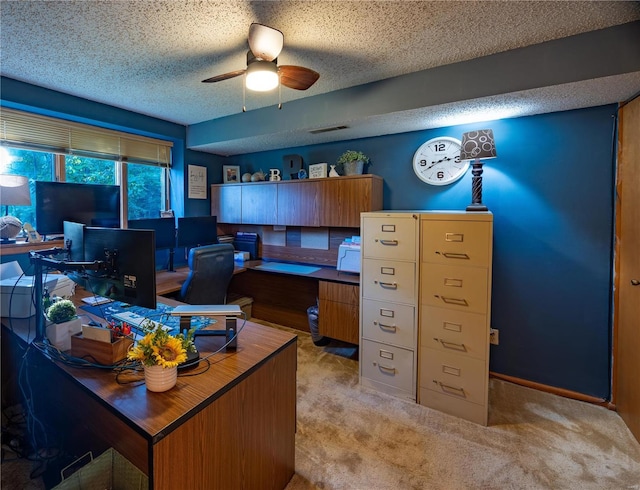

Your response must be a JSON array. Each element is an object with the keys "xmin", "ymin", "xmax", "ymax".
[{"xmin": 246, "ymin": 61, "xmax": 279, "ymax": 92}]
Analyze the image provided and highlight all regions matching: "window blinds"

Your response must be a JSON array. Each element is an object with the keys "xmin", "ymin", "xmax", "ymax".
[{"xmin": 0, "ymin": 108, "xmax": 172, "ymax": 166}]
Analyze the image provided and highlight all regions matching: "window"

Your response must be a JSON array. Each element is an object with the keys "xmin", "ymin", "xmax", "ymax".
[{"xmin": 0, "ymin": 108, "xmax": 173, "ymax": 232}]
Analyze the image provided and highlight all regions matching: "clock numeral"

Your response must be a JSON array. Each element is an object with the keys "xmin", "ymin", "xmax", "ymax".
[
  {"xmin": 455, "ymin": 156, "xmax": 461, "ymax": 163},
  {"xmin": 434, "ymin": 143, "xmax": 446, "ymax": 152},
  {"xmin": 437, "ymin": 171, "xmax": 445, "ymax": 179},
  {"xmin": 419, "ymin": 159, "xmax": 427, "ymax": 167}
]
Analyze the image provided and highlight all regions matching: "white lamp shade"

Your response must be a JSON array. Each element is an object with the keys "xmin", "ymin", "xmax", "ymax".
[
  {"xmin": 245, "ymin": 61, "xmax": 279, "ymax": 92},
  {"xmin": 0, "ymin": 174, "xmax": 31, "ymax": 206},
  {"xmin": 460, "ymin": 129, "xmax": 497, "ymax": 161}
]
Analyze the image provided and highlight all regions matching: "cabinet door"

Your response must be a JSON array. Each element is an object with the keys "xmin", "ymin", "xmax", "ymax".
[
  {"xmin": 277, "ymin": 181, "xmax": 319, "ymax": 226},
  {"xmin": 241, "ymin": 183, "xmax": 277, "ymax": 224},
  {"xmin": 211, "ymin": 184, "xmax": 242, "ymax": 223},
  {"xmin": 319, "ymin": 178, "xmax": 372, "ymax": 227},
  {"xmin": 318, "ymin": 281, "xmax": 359, "ymax": 344}
]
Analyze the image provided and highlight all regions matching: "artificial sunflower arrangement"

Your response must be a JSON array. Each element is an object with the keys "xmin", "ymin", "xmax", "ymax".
[{"xmin": 127, "ymin": 319, "xmax": 196, "ymax": 368}]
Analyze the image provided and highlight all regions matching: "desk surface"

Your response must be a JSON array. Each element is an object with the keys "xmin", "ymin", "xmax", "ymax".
[
  {"xmin": 2, "ymin": 289, "xmax": 297, "ymax": 488},
  {"xmin": 155, "ymin": 264, "xmax": 246, "ymax": 296},
  {"xmin": 242, "ymin": 259, "xmax": 359, "ymax": 285}
]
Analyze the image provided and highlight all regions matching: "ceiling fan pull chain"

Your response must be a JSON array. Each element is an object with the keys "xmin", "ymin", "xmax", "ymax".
[
  {"xmin": 278, "ymin": 74, "xmax": 282, "ymax": 110},
  {"xmin": 242, "ymin": 74, "xmax": 247, "ymax": 113}
]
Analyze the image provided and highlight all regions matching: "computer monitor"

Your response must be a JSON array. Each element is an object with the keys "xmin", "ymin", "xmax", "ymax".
[
  {"xmin": 35, "ymin": 181, "xmax": 120, "ymax": 237},
  {"xmin": 176, "ymin": 216, "xmax": 218, "ymax": 249},
  {"xmin": 128, "ymin": 217, "xmax": 177, "ymax": 272},
  {"xmin": 128, "ymin": 217, "xmax": 176, "ymax": 249},
  {"xmin": 70, "ymin": 226, "xmax": 157, "ymax": 309}
]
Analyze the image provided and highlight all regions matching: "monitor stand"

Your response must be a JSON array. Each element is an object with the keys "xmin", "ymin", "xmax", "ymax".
[{"xmin": 173, "ymin": 305, "xmax": 242, "ymax": 370}]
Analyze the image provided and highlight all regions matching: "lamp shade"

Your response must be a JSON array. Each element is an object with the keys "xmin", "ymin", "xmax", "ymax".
[
  {"xmin": 460, "ymin": 129, "xmax": 497, "ymax": 161},
  {"xmin": 245, "ymin": 61, "xmax": 279, "ymax": 92},
  {"xmin": 0, "ymin": 174, "xmax": 31, "ymax": 206}
]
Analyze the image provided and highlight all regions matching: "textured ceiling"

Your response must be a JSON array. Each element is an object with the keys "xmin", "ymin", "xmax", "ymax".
[{"xmin": 1, "ymin": 1, "xmax": 640, "ymax": 155}]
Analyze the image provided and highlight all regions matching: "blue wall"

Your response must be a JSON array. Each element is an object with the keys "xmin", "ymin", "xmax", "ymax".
[
  {"xmin": 225, "ymin": 105, "xmax": 617, "ymax": 399},
  {"xmin": 1, "ymin": 77, "xmax": 616, "ymax": 399}
]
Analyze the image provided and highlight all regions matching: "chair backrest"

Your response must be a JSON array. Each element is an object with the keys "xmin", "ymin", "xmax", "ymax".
[{"xmin": 179, "ymin": 243, "xmax": 235, "ymax": 305}]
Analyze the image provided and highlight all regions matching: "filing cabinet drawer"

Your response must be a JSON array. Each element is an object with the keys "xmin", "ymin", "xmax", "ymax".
[
  {"xmin": 420, "ymin": 305, "xmax": 488, "ymax": 361},
  {"xmin": 421, "ymin": 263, "xmax": 488, "ymax": 314},
  {"xmin": 419, "ymin": 387, "xmax": 487, "ymax": 426},
  {"xmin": 362, "ymin": 258, "xmax": 416, "ymax": 304},
  {"xmin": 420, "ymin": 347, "xmax": 486, "ymax": 405},
  {"xmin": 421, "ymin": 220, "xmax": 491, "ymax": 267},
  {"xmin": 361, "ymin": 339, "xmax": 415, "ymax": 393},
  {"xmin": 361, "ymin": 299, "xmax": 415, "ymax": 349},
  {"xmin": 362, "ymin": 216, "xmax": 417, "ymax": 261}
]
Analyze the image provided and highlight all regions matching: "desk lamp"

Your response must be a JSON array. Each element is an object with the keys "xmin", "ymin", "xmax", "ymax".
[
  {"xmin": 0, "ymin": 174, "xmax": 31, "ymax": 243},
  {"xmin": 460, "ymin": 129, "xmax": 497, "ymax": 212}
]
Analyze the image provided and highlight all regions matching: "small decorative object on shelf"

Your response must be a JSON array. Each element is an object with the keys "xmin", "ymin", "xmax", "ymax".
[
  {"xmin": 336, "ymin": 150, "xmax": 370, "ymax": 176},
  {"xmin": 329, "ymin": 165, "xmax": 340, "ymax": 177},
  {"xmin": 251, "ymin": 169, "xmax": 266, "ymax": 182},
  {"xmin": 297, "ymin": 169, "xmax": 307, "ymax": 179},
  {"xmin": 127, "ymin": 319, "xmax": 196, "ymax": 392},
  {"xmin": 241, "ymin": 172, "xmax": 252, "ymax": 183},
  {"xmin": 309, "ymin": 163, "xmax": 328, "ymax": 179},
  {"xmin": 223, "ymin": 165, "xmax": 240, "ymax": 183}
]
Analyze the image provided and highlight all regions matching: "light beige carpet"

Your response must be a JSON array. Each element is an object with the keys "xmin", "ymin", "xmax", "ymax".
[{"xmin": 268, "ymin": 321, "xmax": 640, "ymax": 490}]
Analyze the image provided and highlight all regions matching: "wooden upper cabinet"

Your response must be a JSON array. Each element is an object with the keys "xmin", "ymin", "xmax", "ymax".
[
  {"xmin": 210, "ymin": 175, "xmax": 382, "ymax": 227},
  {"xmin": 319, "ymin": 175, "xmax": 383, "ymax": 227},
  {"xmin": 241, "ymin": 182, "xmax": 278, "ymax": 224},
  {"xmin": 211, "ymin": 184, "xmax": 242, "ymax": 223},
  {"xmin": 277, "ymin": 180, "xmax": 320, "ymax": 226}
]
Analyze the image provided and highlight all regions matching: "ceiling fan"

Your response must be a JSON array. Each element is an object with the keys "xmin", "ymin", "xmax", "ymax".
[{"xmin": 202, "ymin": 23, "xmax": 320, "ymax": 93}]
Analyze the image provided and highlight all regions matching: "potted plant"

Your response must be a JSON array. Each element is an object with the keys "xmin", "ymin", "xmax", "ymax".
[
  {"xmin": 336, "ymin": 150, "xmax": 370, "ymax": 176},
  {"xmin": 127, "ymin": 320, "xmax": 196, "ymax": 392},
  {"xmin": 45, "ymin": 298, "xmax": 82, "ymax": 351}
]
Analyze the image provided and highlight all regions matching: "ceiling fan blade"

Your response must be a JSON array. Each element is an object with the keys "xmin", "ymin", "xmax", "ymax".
[
  {"xmin": 279, "ymin": 66, "xmax": 320, "ymax": 91},
  {"xmin": 201, "ymin": 69, "xmax": 246, "ymax": 83},
  {"xmin": 248, "ymin": 23, "xmax": 283, "ymax": 61}
]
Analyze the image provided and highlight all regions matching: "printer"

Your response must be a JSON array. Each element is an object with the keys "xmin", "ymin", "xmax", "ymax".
[
  {"xmin": 337, "ymin": 236, "xmax": 361, "ymax": 273},
  {"xmin": 0, "ymin": 261, "xmax": 75, "ymax": 318}
]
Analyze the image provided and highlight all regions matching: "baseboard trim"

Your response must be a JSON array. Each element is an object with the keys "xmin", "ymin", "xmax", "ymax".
[{"xmin": 489, "ymin": 372, "xmax": 616, "ymax": 411}]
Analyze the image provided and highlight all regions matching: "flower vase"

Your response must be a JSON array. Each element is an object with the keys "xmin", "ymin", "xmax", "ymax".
[
  {"xmin": 329, "ymin": 165, "xmax": 339, "ymax": 177},
  {"xmin": 144, "ymin": 365, "xmax": 178, "ymax": 392}
]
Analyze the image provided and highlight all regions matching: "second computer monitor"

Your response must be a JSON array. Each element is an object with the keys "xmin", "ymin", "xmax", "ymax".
[
  {"xmin": 177, "ymin": 216, "xmax": 218, "ymax": 249},
  {"xmin": 128, "ymin": 217, "xmax": 176, "ymax": 250}
]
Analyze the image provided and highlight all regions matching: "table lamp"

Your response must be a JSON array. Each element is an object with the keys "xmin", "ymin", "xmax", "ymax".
[
  {"xmin": 460, "ymin": 129, "xmax": 497, "ymax": 212},
  {"xmin": 0, "ymin": 174, "xmax": 31, "ymax": 243}
]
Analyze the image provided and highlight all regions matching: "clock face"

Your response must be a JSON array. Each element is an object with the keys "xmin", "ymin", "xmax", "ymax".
[{"xmin": 412, "ymin": 136, "xmax": 468, "ymax": 186}]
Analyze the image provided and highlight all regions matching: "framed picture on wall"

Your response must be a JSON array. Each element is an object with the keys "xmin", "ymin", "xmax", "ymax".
[
  {"xmin": 223, "ymin": 165, "xmax": 240, "ymax": 183},
  {"xmin": 309, "ymin": 163, "xmax": 328, "ymax": 179}
]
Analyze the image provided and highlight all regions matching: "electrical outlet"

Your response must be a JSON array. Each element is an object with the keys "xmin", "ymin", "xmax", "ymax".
[{"xmin": 490, "ymin": 328, "xmax": 499, "ymax": 345}]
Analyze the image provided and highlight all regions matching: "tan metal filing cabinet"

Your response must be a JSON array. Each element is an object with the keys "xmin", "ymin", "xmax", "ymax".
[
  {"xmin": 419, "ymin": 211, "xmax": 493, "ymax": 425},
  {"xmin": 360, "ymin": 212, "xmax": 420, "ymax": 401}
]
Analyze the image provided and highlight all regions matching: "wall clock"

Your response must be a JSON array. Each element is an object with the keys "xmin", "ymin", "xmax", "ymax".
[{"xmin": 412, "ymin": 136, "xmax": 468, "ymax": 186}]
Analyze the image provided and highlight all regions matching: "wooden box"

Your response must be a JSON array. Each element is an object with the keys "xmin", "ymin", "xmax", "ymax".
[{"xmin": 70, "ymin": 334, "xmax": 134, "ymax": 365}]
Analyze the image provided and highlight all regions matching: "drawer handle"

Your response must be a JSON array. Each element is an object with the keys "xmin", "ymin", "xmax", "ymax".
[
  {"xmin": 433, "ymin": 338, "xmax": 467, "ymax": 352},
  {"xmin": 376, "ymin": 321, "xmax": 397, "ymax": 333},
  {"xmin": 376, "ymin": 281, "xmax": 398, "ymax": 290},
  {"xmin": 377, "ymin": 364, "xmax": 396, "ymax": 375},
  {"xmin": 433, "ymin": 380, "xmax": 466, "ymax": 398},
  {"xmin": 445, "ymin": 233, "xmax": 464, "ymax": 242},
  {"xmin": 377, "ymin": 239, "xmax": 399, "ymax": 246},
  {"xmin": 435, "ymin": 295, "xmax": 468, "ymax": 306},
  {"xmin": 436, "ymin": 251, "xmax": 470, "ymax": 260}
]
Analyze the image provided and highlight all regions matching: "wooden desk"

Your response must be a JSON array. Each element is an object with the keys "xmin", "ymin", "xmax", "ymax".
[
  {"xmin": 155, "ymin": 265, "xmax": 246, "ymax": 296},
  {"xmin": 1, "ymin": 290, "xmax": 297, "ymax": 489},
  {"xmin": 228, "ymin": 260, "xmax": 360, "ymax": 344}
]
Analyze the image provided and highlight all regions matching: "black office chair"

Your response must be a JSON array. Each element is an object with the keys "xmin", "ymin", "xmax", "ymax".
[{"xmin": 179, "ymin": 243, "xmax": 235, "ymax": 305}]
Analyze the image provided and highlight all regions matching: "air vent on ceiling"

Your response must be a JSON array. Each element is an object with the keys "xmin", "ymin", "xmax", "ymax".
[{"xmin": 308, "ymin": 125, "xmax": 348, "ymax": 135}]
